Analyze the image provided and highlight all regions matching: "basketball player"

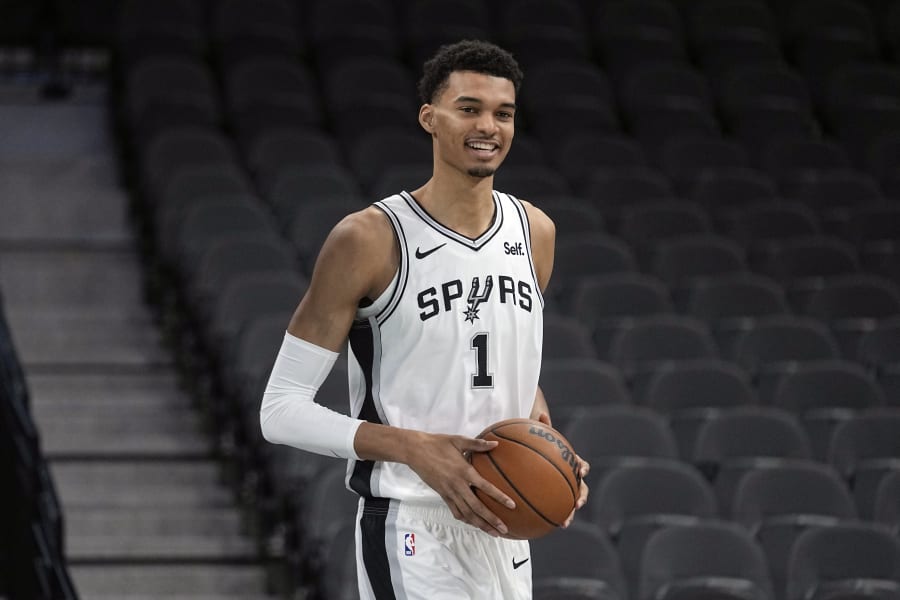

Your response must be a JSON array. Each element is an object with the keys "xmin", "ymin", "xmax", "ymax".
[{"xmin": 260, "ymin": 40, "xmax": 589, "ymax": 599}]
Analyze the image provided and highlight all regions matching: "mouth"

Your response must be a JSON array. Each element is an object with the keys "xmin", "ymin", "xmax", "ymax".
[{"xmin": 465, "ymin": 139, "xmax": 501, "ymax": 160}]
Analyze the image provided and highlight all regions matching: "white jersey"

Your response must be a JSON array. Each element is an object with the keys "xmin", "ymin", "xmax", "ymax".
[{"xmin": 346, "ymin": 190, "xmax": 544, "ymax": 502}]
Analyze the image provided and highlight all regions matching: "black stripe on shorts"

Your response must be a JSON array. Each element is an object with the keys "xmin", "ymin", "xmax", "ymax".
[{"xmin": 360, "ymin": 497, "xmax": 396, "ymax": 599}]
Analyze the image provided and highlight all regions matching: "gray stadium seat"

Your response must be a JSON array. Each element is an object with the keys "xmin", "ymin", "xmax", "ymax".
[
  {"xmin": 786, "ymin": 522, "xmax": 900, "ymax": 600},
  {"xmin": 686, "ymin": 0, "xmax": 782, "ymax": 74},
  {"xmin": 731, "ymin": 461, "xmax": 858, "ymax": 600},
  {"xmin": 857, "ymin": 317, "xmax": 900, "ymax": 406},
  {"xmin": 591, "ymin": 459, "xmax": 718, "ymax": 593},
  {"xmin": 543, "ymin": 314, "xmax": 598, "ymax": 361},
  {"xmin": 497, "ymin": 0, "xmax": 591, "ymax": 68},
  {"xmin": 771, "ymin": 360, "xmax": 885, "ymax": 459},
  {"xmin": 570, "ymin": 273, "xmax": 673, "ymax": 358},
  {"xmin": 404, "ymin": 0, "xmax": 491, "ymax": 67},
  {"xmin": 563, "ymin": 406, "xmax": 679, "ymax": 479},
  {"xmin": 642, "ymin": 359, "xmax": 757, "ymax": 457},
  {"xmin": 539, "ymin": 359, "xmax": 631, "ymax": 429},
  {"xmin": 210, "ymin": 0, "xmax": 304, "ymax": 69},
  {"xmin": 223, "ymin": 57, "xmax": 322, "ymax": 145},
  {"xmin": 531, "ymin": 521, "xmax": 628, "ymax": 600},
  {"xmin": 691, "ymin": 407, "xmax": 814, "ymax": 509},
  {"xmin": 828, "ymin": 410, "xmax": 900, "ymax": 519},
  {"xmin": 592, "ymin": 0, "xmax": 688, "ymax": 81},
  {"xmin": 638, "ymin": 520, "xmax": 774, "ymax": 600}
]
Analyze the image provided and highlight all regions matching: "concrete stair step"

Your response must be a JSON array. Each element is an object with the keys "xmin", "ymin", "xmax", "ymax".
[
  {"xmin": 27, "ymin": 373, "xmax": 188, "ymax": 411},
  {"xmin": 34, "ymin": 402, "xmax": 197, "ymax": 428},
  {"xmin": 7, "ymin": 311, "xmax": 169, "ymax": 367},
  {"xmin": 67, "ymin": 535, "xmax": 257, "ymax": 562},
  {"xmin": 65, "ymin": 506, "xmax": 245, "ymax": 538},
  {"xmin": 0, "ymin": 105, "xmax": 111, "ymax": 162},
  {"xmin": 0, "ymin": 249, "xmax": 147, "ymax": 312},
  {"xmin": 42, "ymin": 430, "xmax": 210, "ymax": 458},
  {"xmin": 0, "ymin": 155, "xmax": 129, "ymax": 244},
  {"xmin": 77, "ymin": 595, "xmax": 275, "ymax": 600},
  {"xmin": 56, "ymin": 480, "xmax": 233, "ymax": 508},
  {"xmin": 52, "ymin": 460, "xmax": 224, "ymax": 488},
  {"xmin": 69, "ymin": 564, "xmax": 272, "ymax": 598},
  {"xmin": 38, "ymin": 411, "xmax": 204, "ymax": 437},
  {"xmin": 52, "ymin": 462, "xmax": 232, "ymax": 508}
]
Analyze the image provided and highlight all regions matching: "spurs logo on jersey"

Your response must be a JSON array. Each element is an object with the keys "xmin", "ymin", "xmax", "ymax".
[
  {"xmin": 464, "ymin": 275, "xmax": 492, "ymax": 323},
  {"xmin": 416, "ymin": 274, "xmax": 533, "ymax": 323},
  {"xmin": 348, "ymin": 190, "xmax": 544, "ymax": 503}
]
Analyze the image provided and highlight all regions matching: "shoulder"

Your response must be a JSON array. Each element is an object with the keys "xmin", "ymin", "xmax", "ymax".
[
  {"xmin": 312, "ymin": 204, "xmax": 398, "ymax": 296},
  {"xmin": 322, "ymin": 205, "xmax": 395, "ymax": 258},
  {"xmin": 518, "ymin": 199, "xmax": 556, "ymax": 249},
  {"xmin": 517, "ymin": 199, "xmax": 556, "ymax": 291}
]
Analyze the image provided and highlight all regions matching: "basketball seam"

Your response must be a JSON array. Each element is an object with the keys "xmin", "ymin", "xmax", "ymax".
[
  {"xmin": 484, "ymin": 451, "xmax": 561, "ymax": 529},
  {"xmin": 492, "ymin": 429, "xmax": 579, "ymax": 502}
]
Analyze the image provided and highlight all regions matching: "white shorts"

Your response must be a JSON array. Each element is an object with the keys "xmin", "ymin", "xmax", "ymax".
[{"xmin": 355, "ymin": 498, "xmax": 532, "ymax": 600}]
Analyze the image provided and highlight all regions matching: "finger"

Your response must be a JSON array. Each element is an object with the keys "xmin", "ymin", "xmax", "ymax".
[
  {"xmin": 449, "ymin": 484, "xmax": 509, "ymax": 536},
  {"xmin": 465, "ymin": 498, "xmax": 509, "ymax": 537},
  {"xmin": 576, "ymin": 479, "xmax": 589, "ymax": 509},
  {"xmin": 463, "ymin": 508, "xmax": 505, "ymax": 537},
  {"xmin": 578, "ymin": 456, "xmax": 590, "ymax": 478},
  {"xmin": 470, "ymin": 472, "xmax": 515, "ymax": 510},
  {"xmin": 465, "ymin": 481, "xmax": 513, "ymax": 535},
  {"xmin": 456, "ymin": 437, "xmax": 498, "ymax": 454},
  {"xmin": 536, "ymin": 412, "xmax": 552, "ymax": 427}
]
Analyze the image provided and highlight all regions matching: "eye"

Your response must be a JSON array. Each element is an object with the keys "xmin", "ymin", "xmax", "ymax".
[
  {"xmin": 459, "ymin": 106, "xmax": 477, "ymax": 113},
  {"xmin": 497, "ymin": 111, "xmax": 514, "ymax": 120}
]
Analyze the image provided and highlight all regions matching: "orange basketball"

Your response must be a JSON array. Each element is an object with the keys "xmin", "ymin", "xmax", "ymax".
[{"xmin": 469, "ymin": 418, "xmax": 581, "ymax": 540}]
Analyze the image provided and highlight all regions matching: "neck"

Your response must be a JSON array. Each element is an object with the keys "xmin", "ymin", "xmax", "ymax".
[{"xmin": 410, "ymin": 165, "xmax": 496, "ymax": 238}]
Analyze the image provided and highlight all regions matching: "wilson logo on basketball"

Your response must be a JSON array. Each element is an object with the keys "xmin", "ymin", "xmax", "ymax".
[{"xmin": 529, "ymin": 426, "xmax": 579, "ymax": 479}]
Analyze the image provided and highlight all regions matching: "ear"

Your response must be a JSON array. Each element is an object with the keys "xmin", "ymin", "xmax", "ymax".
[{"xmin": 419, "ymin": 104, "xmax": 435, "ymax": 135}]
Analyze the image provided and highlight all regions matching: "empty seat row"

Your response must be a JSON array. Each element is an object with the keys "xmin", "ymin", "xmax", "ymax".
[
  {"xmin": 117, "ymin": 45, "xmax": 900, "ymax": 179},
  {"xmin": 109, "ymin": 0, "xmax": 900, "ymax": 73},
  {"xmin": 304, "ymin": 455, "xmax": 900, "ymax": 600}
]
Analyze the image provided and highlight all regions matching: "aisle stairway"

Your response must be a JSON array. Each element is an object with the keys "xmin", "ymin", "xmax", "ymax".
[{"xmin": 0, "ymin": 84, "xmax": 276, "ymax": 599}]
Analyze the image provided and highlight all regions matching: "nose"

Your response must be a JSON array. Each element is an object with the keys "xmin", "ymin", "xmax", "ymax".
[{"xmin": 474, "ymin": 111, "xmax": 499, "ymax": 135}]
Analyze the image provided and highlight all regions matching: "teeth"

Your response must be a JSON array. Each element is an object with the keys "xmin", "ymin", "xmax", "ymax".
[{"xmin": 468, "ymin": 141, "xmax": 496, "ymax": 151}]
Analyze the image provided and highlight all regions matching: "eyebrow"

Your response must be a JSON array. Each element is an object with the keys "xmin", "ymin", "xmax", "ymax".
[{"xmin": 454, "ymin": 96, "xmax": 517, "ymax": 109}]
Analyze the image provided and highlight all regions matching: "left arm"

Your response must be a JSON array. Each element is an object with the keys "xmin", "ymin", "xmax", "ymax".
[
  {"xmin": 523, "ymin": 200, "xmax": 555, "ymax": 426},
  {"xmin": 524, "ymin": 200, "xmax": 590, "ymax": 526},
  {"xmin": 530, "ymin": 385, "xmax": 550, "ymax": 422}
]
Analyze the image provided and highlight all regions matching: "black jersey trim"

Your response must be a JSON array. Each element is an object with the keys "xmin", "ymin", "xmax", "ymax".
[
  {"xmin": 506, "ymin": 192, "xmax": 545, "ymax": 309},
  {"xmin": 359, "ymin": 497, "xmax": 397, "ymax": 599},
  {"xmin": 348, "ymin": 320, "xmax": 380, "ymax": 499},
  {"xmin": 398, "ymin": 190, "xmax": 504, "ymax": 251},
  {"xmin": 372, "ymin": 200, "xmax": 409, "ymax": 326}
]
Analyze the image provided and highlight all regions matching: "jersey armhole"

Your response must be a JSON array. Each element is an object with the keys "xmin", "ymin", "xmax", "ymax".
[{"xmin": 355, "ymin": 201, "xmax": 409, "ymax": 324}]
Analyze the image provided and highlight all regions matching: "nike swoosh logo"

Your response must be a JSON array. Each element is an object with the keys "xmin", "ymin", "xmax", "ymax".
[
  {"xmin": 512, "ymin": 557, "xmax": 529, "ymax": 570},
  {"xmin": 415, "ymin": 243, "xmax": 446, "ymax": 259}
]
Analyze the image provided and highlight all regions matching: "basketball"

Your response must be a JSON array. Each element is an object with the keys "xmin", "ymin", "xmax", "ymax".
[{"xmin": 469, "ymin": 418, "xmax": 581, "ymax": 539}]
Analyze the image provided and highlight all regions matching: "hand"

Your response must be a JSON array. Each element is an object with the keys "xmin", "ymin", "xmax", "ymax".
[
  {"xmin": 563, "ymin": 454, "xmax": 590, "ymax": 528},
  {"xmin": 535, "ymin": 412, "xmax": 589, "ymax": 528},
  {"xmin": 405, "ymin": 431, "xmax": 515, "ymax": 537}
]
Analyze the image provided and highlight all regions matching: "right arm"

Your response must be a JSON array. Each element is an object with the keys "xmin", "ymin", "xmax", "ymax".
[{"xmin": 261, "ymin": 207, "xmax": 514, "ymax": 536}]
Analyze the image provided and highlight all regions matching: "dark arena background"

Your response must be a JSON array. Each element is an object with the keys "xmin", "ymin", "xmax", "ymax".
[{"xmin": 1, "ymin": 0, "xmax": 900, "ymax": 598}]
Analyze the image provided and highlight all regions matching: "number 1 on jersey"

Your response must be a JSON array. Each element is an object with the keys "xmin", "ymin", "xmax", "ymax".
[{"xmin": 470, "ymin": 332, "xmax": 494, "ymax": 389}]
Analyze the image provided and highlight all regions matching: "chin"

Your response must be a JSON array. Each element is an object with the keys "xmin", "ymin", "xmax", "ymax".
[{"xmin": 467, "ymin": 166, "xmax": 496, "ymax": 178}]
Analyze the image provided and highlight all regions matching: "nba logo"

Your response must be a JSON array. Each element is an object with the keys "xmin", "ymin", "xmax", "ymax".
[{"xmin": 404, "ymin": 533, "xmax": 416, "ymax": 556}]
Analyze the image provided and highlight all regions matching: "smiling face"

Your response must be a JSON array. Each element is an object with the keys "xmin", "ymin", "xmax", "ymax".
[{"xmin": 419, "ymin": 70, "xmax": 517, "ymax": 180}]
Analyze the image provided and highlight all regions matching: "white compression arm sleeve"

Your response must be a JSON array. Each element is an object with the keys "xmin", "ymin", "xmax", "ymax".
[{"xmin": 260, "ymin": 332, "xmax": 363, "ymax": 460}]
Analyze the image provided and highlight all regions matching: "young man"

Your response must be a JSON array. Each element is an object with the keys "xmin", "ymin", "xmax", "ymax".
[{"xmin": 260, "ymin": 40, "xmax": 589, "ymax": 599}]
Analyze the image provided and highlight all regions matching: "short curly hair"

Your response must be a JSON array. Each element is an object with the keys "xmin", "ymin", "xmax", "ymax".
[{"xmin": 417, "ymin": 40, "xmax": 524, "ymax": 105}]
